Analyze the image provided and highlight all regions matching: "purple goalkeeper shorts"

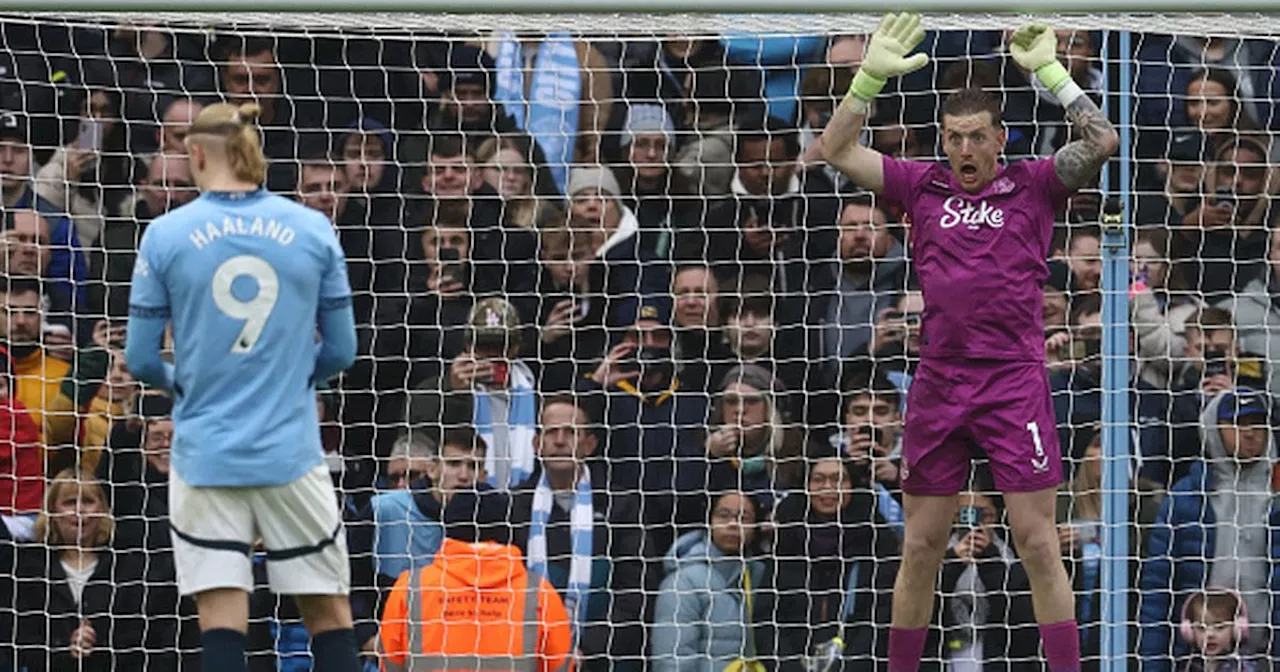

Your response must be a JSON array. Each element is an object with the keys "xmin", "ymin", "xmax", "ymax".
[{"xmin": 900, "ymin": 359, "xmax": 1063, "ymax": 496}]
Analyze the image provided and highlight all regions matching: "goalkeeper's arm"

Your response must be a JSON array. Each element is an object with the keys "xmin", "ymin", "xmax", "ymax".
[
  {"xmin": 1009, "ymin": 24, "xmax": 1120, "ymax": 189},
  {"xmin": 820, "ymin": 12, "xmax": 929, "ymax": 194}
]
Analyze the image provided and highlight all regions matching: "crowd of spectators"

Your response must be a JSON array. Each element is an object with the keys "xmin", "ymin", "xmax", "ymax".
[{"xmin": 0, "ymin": 17, "xmax": 1274, "ymax": 672}]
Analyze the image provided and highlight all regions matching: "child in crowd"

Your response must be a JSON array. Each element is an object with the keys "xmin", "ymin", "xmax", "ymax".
[{"xmin": 1179, "ymin": 588, "xmax": 1261, "ymax": 672}]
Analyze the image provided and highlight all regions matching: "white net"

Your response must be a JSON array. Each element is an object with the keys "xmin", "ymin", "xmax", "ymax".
[{"xmin": 0, "ymin": 9, "xmax": 1271, "ymax": 672}]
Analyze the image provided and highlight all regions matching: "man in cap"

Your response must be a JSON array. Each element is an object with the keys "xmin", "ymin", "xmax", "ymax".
[
  {"xmin": 578, "ymin": 294, "xmax": 708, "ymax": 552},
  {"xmin": 1138, "ymin": 387, "xmax": 1280, "ymax": 666},
  {"xmin": 1134, "ymin": 130, "xmax": 1209, "ymax": 228},
  {"xmin": 425, "ymin": 45, "xmax": 519, "ymax": 145},
  {"xmin": 409, "ymin": 296, "xmax": 538, "ymax": 491}
]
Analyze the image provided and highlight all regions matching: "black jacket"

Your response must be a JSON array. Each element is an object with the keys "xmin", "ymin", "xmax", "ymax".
[
  {"xmin": 510, "ymin": 463, "xmax": 659, "ymax": 672},
  {"xmin": 14, "ymin": 547, "xmax": 148, "ymax": 672}
]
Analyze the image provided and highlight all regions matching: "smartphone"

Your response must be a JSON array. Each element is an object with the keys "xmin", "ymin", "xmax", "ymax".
[
  {"xmin": 1213, "ymin": 186, "xmax": 1236, "ymax": 209},
  {"xmin": 42, "ymin": 322, "xmax": 71, "ymax": 341},
  {"xmin": 858, "ymin": 425, "xmax": 884, "ymax": 447},
  {"xmin": 958, "ymin": 505, "xmax": 982, "ymax": 527},
  {"xmin": 1204, "ymin": 349, "xmax": 1230, "ymax": 378},
  {"xmin": 136, "ymin": 393, "xmax": 173, "ymax": 419},
  {"xmin": 903, "ymin": 312, "xmax": 922, "ymax": 327},
  {"xmin": 489, "ymin": 361, "xmax": 509, "ymax": 387},
  {"xmin": 76, "ymin": 118, "xmax": 102, "ymax": 152}
]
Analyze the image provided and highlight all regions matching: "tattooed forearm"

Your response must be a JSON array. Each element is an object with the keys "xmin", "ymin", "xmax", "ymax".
[{"xmin": 1053, "ymin": 95, "xmax": 1120, "ymax": 190}]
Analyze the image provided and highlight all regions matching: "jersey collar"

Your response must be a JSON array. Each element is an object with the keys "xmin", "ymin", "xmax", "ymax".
[{"xmin": 203, "ymin": 188, "xmax": 266, "ymax": 203}]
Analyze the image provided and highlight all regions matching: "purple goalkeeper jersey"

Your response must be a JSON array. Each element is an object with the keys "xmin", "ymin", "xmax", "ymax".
[{"xmin": 881, "ymin": 155, "xmax": 1073, "ymax": 362}]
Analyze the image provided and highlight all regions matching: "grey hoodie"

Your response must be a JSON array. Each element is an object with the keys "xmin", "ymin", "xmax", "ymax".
[{"xmin": 1202, "ymin": 391, "xmax": 1277, "ymax": 645}]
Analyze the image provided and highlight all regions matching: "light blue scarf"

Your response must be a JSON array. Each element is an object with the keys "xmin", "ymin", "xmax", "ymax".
[
  {"xmin": 527, "ymin": 468, "xmax": 594, "ymax": 644},
  {"xmin": 493, "ymin": 34, "xmax": 581, "ymax": 194},
  {"xmin": 473, "ymin": 361, "xmax": 538, "ymax": 490}
]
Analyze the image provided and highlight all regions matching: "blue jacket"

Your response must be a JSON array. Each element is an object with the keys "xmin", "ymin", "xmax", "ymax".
[
  {"xmin": 651, "ymin": 531, "xmax": 765, "ymax": 672},
  {"xmin": 719, "ymin": 34, "xmax": 824, "ymax": 122},
  {"xmin": 1136, "ymin": 461, "xmax": 1280, "ymax": 671},
  {"xmin": 13, "ymin": 186, "xmax": 86, "ymax": 316}
]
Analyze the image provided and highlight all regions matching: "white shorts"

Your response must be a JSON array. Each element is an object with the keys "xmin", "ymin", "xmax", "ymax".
[{"xmin": 169, "ymin": 465, "xmax": 350, "ymax": 597}]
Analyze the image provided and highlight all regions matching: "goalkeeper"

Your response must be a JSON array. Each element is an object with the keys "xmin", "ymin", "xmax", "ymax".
[{"xmin": 819, "ymin": 14, "xmax": 1118, "ymax": 672}]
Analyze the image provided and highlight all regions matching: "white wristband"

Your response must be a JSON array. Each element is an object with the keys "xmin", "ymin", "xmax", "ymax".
[
  {"xmin": 843, "ymin": 92, "xmax": 871, "ymax": 116},
  {"xmin": 1054, "ymin": 79, "xmax": 1085, "ymax": 108}
]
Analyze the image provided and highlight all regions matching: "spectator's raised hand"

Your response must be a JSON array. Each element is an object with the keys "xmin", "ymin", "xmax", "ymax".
[
  {"xmin": 1057, "ymin": 523, "xmax": 1081, "ymax": 556},
  {"xmin": 540, "ymin": 299, "xmax": 583, "ymax": 344},
  {"xmin": 870, "ymin": 308, "xmax": 907, "ymax": 354},
  {"xmin": 1044, "ymin": 330, "xmax": 1073, "ymax": 372},
  {"xmin": 447, "ymin": 350, "xmax": 495, "ymax": 391},
  {"xmin": 589, "ymin": 341, "xmax": 639, "ymax": 389},
  {"xmin": 44, "ymin": 324, "xmax": 75, "ymax": 363},
  {"xmin": 707, "ymin": 425, "xmax": 739, "ymax": 458},
  {"xmin": 1184, "ymin": 201, "xmax": 1234, "ymax": 230},
  {"xmin": 952, "ymin": 527, "xmax": 990, "ymax": 563},
  {"xmin": 1201, "ymin": 373, "xmax": 1233, "ymax": 396},
  {"xmin": 91, "ymin": 319, "xmax": 127, "ymax": 351},
  {"xmin": 427, "ymin": 265, "xmax": 466, "ymax": 298}
]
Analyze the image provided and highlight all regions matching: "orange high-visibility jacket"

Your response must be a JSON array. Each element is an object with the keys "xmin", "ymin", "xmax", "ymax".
[{"xmin": 380, "ymin": 537, "xmax": 574, "ymax": 672}]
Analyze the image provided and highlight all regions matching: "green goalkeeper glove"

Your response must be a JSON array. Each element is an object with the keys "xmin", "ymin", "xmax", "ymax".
[
  {"xmin": 848, "ymin": 12, "xmax": 930, "ymax": 102},
  {"xmin": 1010, "ymin": 23, "xmax": 1071, "ymax": 93}
]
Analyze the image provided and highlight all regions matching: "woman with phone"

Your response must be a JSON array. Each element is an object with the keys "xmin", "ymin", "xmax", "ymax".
[{"xmin": 35, "ymin": 66, "xmax": 136, "ymax": 250}]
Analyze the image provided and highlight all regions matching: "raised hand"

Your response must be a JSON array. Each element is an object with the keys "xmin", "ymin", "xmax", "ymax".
[
  {"xmin": 1009, "ymin": 23, "xmax": 1060, "ymax": 73},
  {"xmin": 861, "ymin": 13, "xmax": 930, "ymax": 82}
]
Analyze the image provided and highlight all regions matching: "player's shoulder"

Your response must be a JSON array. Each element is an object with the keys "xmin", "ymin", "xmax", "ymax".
[{"xmin": 258, "ymin": 193, "xmax": 339, "ymax": 242}]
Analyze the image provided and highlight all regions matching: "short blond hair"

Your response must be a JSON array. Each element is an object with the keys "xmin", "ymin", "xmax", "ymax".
[
  {"xmin": 187, "ymin": 102, "xmax": 267, "ymax": 185},
  {"xmin": 35, "ymin": 469, "xmax": 114, "ymax": 548}
]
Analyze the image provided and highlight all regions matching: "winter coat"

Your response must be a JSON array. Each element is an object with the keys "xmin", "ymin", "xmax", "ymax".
[
  {"xmin": 651, "ymin": 531, "xmax": 766, "ymax": 672},
  {"xmin": 1219, "ymin": 275, "xmax": 1280, "ymax": 398}
]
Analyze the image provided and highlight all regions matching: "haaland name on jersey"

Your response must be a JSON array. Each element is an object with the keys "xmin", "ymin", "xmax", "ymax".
[{"xmin": 188, "ymin": 216, "xmax": 296, "ymax": 250}]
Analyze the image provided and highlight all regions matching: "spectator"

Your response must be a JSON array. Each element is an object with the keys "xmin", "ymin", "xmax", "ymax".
[
  {"xmin": 1132, "ymin": 228, "xmax": 1205, "ymax": 389},
  {"xmin": 1171, "ymin": 307, "xmax": 1267, "ymax": 419},
  {"xmin": 75, "ymin": 349, "xmax": 137, "ymax": 474},
  {"xmin": 868, "ymin": 291, "xmax": 926, "ymax": 405},
  {"xmin": 1066, "ymin": 226, "xmax": 1103, "ymax": 295},
  {"xmin": 214, "ymin": 34, "xmax": 309, "ymax": 180},
  {"xmin": 98, "ymin": 152, "xmax": 196, "ymax": 318},
  {"xmin": 1177, "ymin": 588, "xmax": 1265, "ymax": 672},
  {"xmin": 156, "ymin": 97, "xmax": 205, "ymax": 157},
  {"xmin": 421, "ymin": 133, "xmax": 538, "ymax": 299},
  {"xmin": 651, "ymin": 490, "xmax": 767, "ymax": 672},
  {"xmin": 1044, "ymin": 286, "xmax": 1069, "ymax": 332},
  {"xmin": 762, "ymin": 445, "xmax": 901, "ymax": 672},
  {"xmin": 424, "ymin": 44, "xmax": 518, "ymax": 148},
  {"xmin": 718, "ymin": 274, "xmax": 806, "ymax": 417},
  {"xmin": 832, "ymin": 372, "xmax": 906, "ymax": 533},
  {"xmin": 378, "ymin": 488, "xmax": 573, "ymax": 672},
  {"xmin": 475, "ymin": 134, "xmax": 557, "ymax": 231},
  {"xmin": 511, "ymin": 394, "xmax": 655, "ymax": 672},
  {"xmin": 671, "ymin": 262, "xmax": 736, "ymax": 397},
  {"xmin": 667, "ymin": 61, "xmax": 754, "ymax": 198},
  {"xmin": 795, "ymin": 64, "xmax": 853, "ymax": 177},
  {"xmin": 381, "ymin": 430, "xmax": 435, "ymax": 490},
  {"xmin": 14, "ymin": 469, "xmax": 146, "ymax": 672},
  {"xmin": 488, "ymin": 33, "xmax": 614, "ymax": 185},
  {"xmin": 720, "ymin": 32, "xmax": 825, "ymax": 123},
  {"xmin": 1222, "ymin": 228, "xmax": 1280, "ymax": 397},
  {"xmin": 0, "ymin": 344, "xmax": 42, "ymax": 541},
  {"xmin": 96, "ymin": 392, "xmax": 173, "ymax": 551},
  {"xmin": 612, "ymin": 103, "xmax": 692, "ymax": 259},
  {"xmin": 695, "ymin": 364, "xmax": 803, "ymax": 512},
  {"xmin": 0, "ymin": 275, "xmax": 73, "ymax": 448},
  {"xmin": 0, "ymin": 111, "xmax": 87, "ymax": 316},
  {"xmin": 35, "ymin": 66, "xmax": 138, "ymax": 250},
  {"xmin": 620, "ymin": 36, "xmax": 764, "ymax": 137},
  {"xmin": 534, "ymin": 222, "xmax": 608, "ymax": 393},
  {"xmin": 408, "ymin": 297, "xmax": 536, "ymax": 491},
  {"xmin": 347, "ymin": 427, "xmax": 485, "ymax": 656},
  {"xmin": 578, "ymin": 295, "xmax": 708, "ymax": 551},
  {"xmin": 926, "ymin": 465, "xmax": 1041, "ymax": 670},
  {"xmin": 1138, "ymin": 388, "xmax": 1280, "ymax": 669},
  {"xmin": 813, "ymin": 194, "xmax": 905, "ymax": 372},
  {"xmin": 337, "ymin": 117, "xmax": 413, "ymax": 242},
  {"xmin": 568, "ymin": 165, "xmax": 666, "ymax": 327},
  {"xmin": 1134, "ymin": 130, "xmax": 1210, "ymax": 229},
  {"xmin": 1173, "ymin": 135, "xmax": 1272, "ymax": 302},
  {"xmin": 2, "ymin": 209, "xmax": 51, "ymax": 278},
  {"xmin": 1181, "ymin": 68, "xmax": 1264, "ymax": 151}
]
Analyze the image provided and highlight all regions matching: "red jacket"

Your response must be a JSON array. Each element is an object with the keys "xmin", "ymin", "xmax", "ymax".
[{"xmin": 0, "ymin": 399, "xmax": 44, "ymax": 515}]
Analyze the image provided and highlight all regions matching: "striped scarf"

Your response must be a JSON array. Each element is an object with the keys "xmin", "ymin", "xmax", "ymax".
[
  {"xmin": 473, "ymin": 361, "xmax": 537, "ymax": 490},
  {"xmin": 493, "ymin": 33, "xmax": 580, "ymax": 195},
  {"xmin": 527, "ymin": 468, "xmax": 594, "ymax": 642}
]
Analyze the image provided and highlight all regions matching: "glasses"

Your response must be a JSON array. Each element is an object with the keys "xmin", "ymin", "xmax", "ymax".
[
  {"xmin": 387, "ymin": 470, "xmax": 429, "ymax": 485},
  {"xmin": 711, "ymin": 508, "xmax": 757, "ymax": 525}
]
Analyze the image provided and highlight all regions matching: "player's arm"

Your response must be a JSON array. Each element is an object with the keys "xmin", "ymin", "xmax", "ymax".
[
  {"xmin": 819, "ymin": 13, "xmax": 929, "ymax": 194},
  {"xmin": 314, "ymin": 231, "xmax": 358, "ymax": 386},
  {"xmin": 124, "ymin": 233, "xmax": 175, "ymax": 390},
  {"xmin": 1010, "ymin": 24, "xmax": 1120, "ymax": 189}
]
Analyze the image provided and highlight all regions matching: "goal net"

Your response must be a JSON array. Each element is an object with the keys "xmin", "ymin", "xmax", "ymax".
[{"xmin": 0, "ymin": 8, "xmax": 1273, "ymax": 672}]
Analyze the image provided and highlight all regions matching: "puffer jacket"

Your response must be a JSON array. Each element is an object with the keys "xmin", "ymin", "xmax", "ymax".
[{"xmin": 651, "ymin": 531, "xmax": 765, "ymax": 672}]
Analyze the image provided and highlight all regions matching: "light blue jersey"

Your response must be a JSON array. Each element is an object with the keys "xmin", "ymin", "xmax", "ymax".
[{"xmin": 127, "ymin": 189, "xmax": 354, "ymax": 487}]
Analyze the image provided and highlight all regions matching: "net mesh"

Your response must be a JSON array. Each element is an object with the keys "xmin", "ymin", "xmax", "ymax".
[{"xmin": 0, "ymin": 10, "xmax": 1270, "ymax": 671}]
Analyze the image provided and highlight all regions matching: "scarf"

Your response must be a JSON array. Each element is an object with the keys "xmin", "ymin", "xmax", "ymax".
[
  {"xmin": 493, "ymin": 34, "xmax": 580, "ymax": 195},
  {"xmin": 473, "ymin": 360, "xmax": 538, "ymax": 489},
  {"xmin": 527, "ymin": 467, "xmax": 594, "ymax": 642}
]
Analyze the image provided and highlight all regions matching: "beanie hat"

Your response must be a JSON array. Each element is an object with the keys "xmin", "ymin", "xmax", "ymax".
[
  {"xmin": 621, "ymin": 104, "xmax": 675, "ymax": 148},
  {"xmin": 566, "ymin": 165, "xmax": 621, "ymax": 199}
]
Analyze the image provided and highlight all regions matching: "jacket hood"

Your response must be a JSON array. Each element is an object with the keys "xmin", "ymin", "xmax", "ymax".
[
  {"xmin": 663, "ymin": 530, "xmax": 753, "ymax": 584},
  {"xmin": 435, "ymin": 537, "xmax": 529, "ymax": 589},
  {"xmin": 597, "ymin": 204, "xmax": 640, "ymax": 259}
]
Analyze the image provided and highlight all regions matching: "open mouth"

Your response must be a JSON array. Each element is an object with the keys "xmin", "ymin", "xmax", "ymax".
[{"xmin": 959, "ymin": 164, "xmax": 978, "ymax": 179}]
